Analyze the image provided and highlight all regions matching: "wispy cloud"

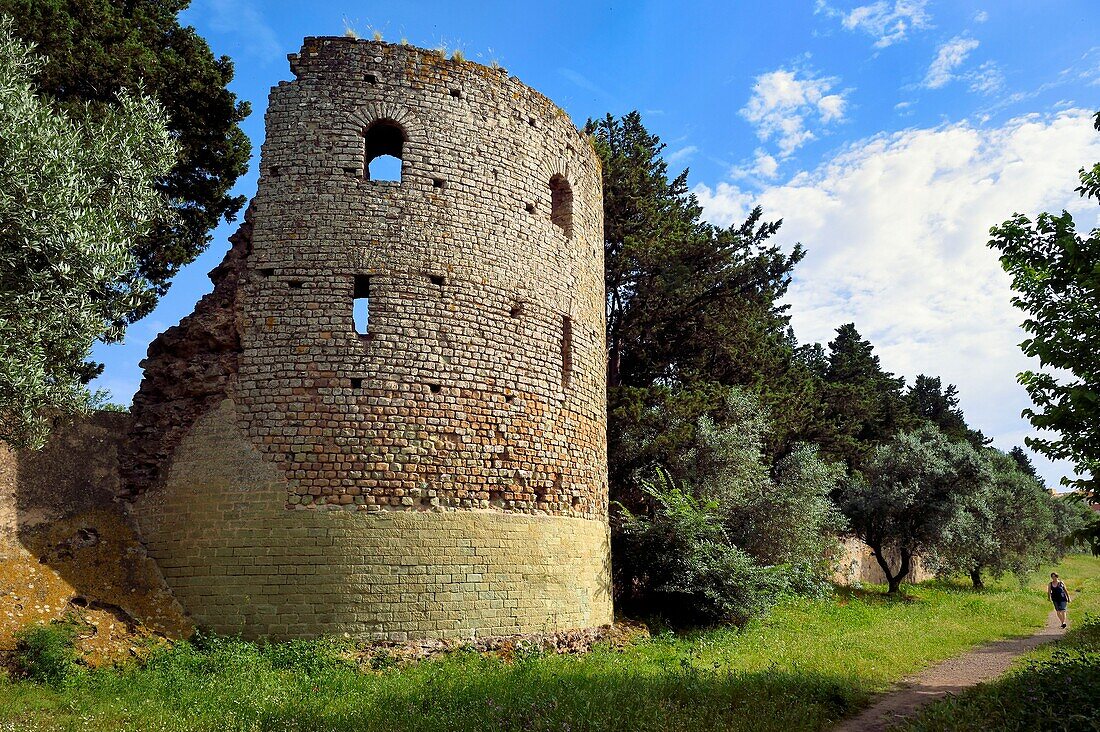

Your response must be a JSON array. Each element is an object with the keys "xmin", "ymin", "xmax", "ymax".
[
  {"xmin": 741, "ymin": 66, "xmax": 850, "ymax": 157},
  {"xmin": 666, "ymin": 145, "xmax": 699, "ymax": 164},
  {"xmin": 920, "ymin": 35, "xmax": 1004, "ymax": 94},
  {"xmin": 923, "ymin": 35, "xmax": 980, "ymax": 88},
  {"xmin": 198, "ymin": 0, "xmax": 282, "ymax": 63},
  {"xmin": 974, "ymin": 10, "xmax": 989, "ymax": 23},
  {"xmin": 816, "ymin": 0, "xmax": 932, "ymax": 48}
]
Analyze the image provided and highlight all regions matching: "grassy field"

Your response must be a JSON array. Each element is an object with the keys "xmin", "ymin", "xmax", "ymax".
[
  {"xmin": 1, "ymin": 555, "xmax": 1096, "ymax": 732},
  {"xmin": 900, "ymin": 553, "xmax": 1100, "ymax": 732}
]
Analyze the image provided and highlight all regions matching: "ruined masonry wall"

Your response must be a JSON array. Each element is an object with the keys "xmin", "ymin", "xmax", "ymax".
[
  {"xmin": 235, "ymin": 37, "xmax": 607, "ymax": 517},
  {"xmin": 130, "ymin": 37, "xmax": 613, "ymax": 639}
]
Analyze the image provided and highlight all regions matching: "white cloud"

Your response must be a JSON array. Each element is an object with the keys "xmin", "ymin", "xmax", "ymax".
[
  {"xmin": 817, "ymin": 0, "xmax": 932, "ymax": 48},
  {"xmin": 741, "ymin": 68, "xmax": 850, "ymax": 157},
  {"xmin": 921, "ymin": 36, "xmax": 1004, "ymax": 94},
  {"xmin": 923, "ymin": 35, "xmax": 980, "ymax": 89},
  {"xmin": 695, "ymin": 109, "xmax": 1100, "ymax": 489},
  {"xmin": 753, "ymin": 150, "xmax": 780, "ymax": 179},
  {"xmin": 666, "ymin": 145, "xmax": 699, "ymax": 164},
  {"xmin": 974, "ymin": 10, "xmax": 989, "ymax": 23}
]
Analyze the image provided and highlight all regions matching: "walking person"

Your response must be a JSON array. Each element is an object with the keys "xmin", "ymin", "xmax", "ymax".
[{"xmin": 1048, "ymin": 572, "xmax": 1072, "ymax": 629}]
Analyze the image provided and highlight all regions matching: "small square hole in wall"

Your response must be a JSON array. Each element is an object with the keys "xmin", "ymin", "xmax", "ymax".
[
  {"xmin": 350, "ymin": 378, "xmax": 363, "ymax": 389},
  {"xmin": 288, "ymin": 280, "xmax": 305, "ymax": 289},
  {"xmin": 428, "ymin": 383, "xmax": 441, "ymax": 394},
  {"xmin": 432, "ymin": 177, "xmax": 446, "ymax": 188},
  {"xmin": 449, "ymin": 88, "xmax": 462, "ymax": 99},
  {"xmin": 510, "ymin": 302, "xmax": 524, "ymax": 318},
  {"xmin": 528, "ymin": 117, "xmax": 537, "ymax": 127},
  {"xmin": 344, "ymin": 166, "xmax": 360, "ymax": 177},
  {"xmin": 259, "ymin": 267, "xmax": 275, "ymax": 278},
  {"xmin": 525, "ymin": 202, "xmax": 535, "ymax": 214},
  {"xmin": 269, "ymin": 166, "xmax": 281, "ymax": 177},
  {"xmin": 365, "ymin": 73, "xmax": 377, "ymax": 84},
  {"xmin": 429, "ymin": 274, "xmax": 445, "ymax": 286},
  {"xmin": 504, "ymin": 394, "xmax": 515, "ymax": 404}
]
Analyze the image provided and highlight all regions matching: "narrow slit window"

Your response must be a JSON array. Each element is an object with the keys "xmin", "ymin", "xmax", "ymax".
[
  {"xmin": 353, "ymin": 275, "xmax": 370, "ymax": 336},
  {"xmin": 561, "ymin": 315, "xmax": 573, "ymax": 388},
  {"xmin": 549, "ymin": 174, "xmax": 573, "ymax": 238},
  {"xmin": 364, "ymin": 119, "xmax": 405, "ymax": 182}
]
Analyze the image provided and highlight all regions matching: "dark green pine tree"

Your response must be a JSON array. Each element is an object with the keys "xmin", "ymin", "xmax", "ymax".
[
  {"xmin": 905, "ymin": 374, "xmax": 989, "ymax": 448},
  {"xmin": 1009, "ymin": 446, "xmax": 1042, "ymax": 481},
  {"xmin": 0, "ymin": 0, "xmax": 252, "ymax": 323},
  {"xmin": 816, "ymin": 323, "xmax": 913, "ymax": 469},
  {"xmin": 585, "ymin": 112, "xmax": 813, "ymax": 485}
]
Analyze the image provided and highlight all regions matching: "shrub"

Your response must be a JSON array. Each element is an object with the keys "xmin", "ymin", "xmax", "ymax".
[
  {"xmin": 615, "ymin": 467, "xmax": 785, "ymax": 625},
  {"xmin": 13, "ymin": 621, "xmax": 82, "ymax": 685},
  {"xmin": 669, "ymin": 389, "xmax": 847, "ymax": 573}
]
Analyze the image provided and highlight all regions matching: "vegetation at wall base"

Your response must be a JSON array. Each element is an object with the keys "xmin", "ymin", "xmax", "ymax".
[{"xmin": 2, "ymin": 556, "xmax": 1096, "ymax": 732}]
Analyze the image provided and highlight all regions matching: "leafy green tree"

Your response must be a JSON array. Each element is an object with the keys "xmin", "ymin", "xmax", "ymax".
[
  {"xmin": 0, "ymin": 17, "xmax": 177, "ymax": 448},
  {"xmin": 0, "ymin": 0, "xmax": 251, "ymax": 322},
  {"xmin": 815, "ymin": 323, "xmax": 912, "ymax": 469},
  {"xmin": 585, "ymin": 112, "xmax": 814, "ymax": 483},
  {"xmin": 928, "ymin": 449, "xmax": 1060, "ymax": 588},
  {"xmin": 906, "ymin": 374, "xmax": 988, "ymax": 448},
  {"xmin": 988, "ymin": 110, "xmax": 1100, "ymax": 504},
  {"xmin": 614, "ymin": 466, "xmax": 785, "ymax": 625},
  {"xmin": 837, "ymin": 424, "xmax": 991, "ymax": 593}
]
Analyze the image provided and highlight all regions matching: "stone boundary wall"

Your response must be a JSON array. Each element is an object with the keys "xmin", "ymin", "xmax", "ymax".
[
  {"xmin": 834, "ymin": 538, "xmax": 933, "ymax": 586},
  {"xmin": 134, "ymin": 399, "xmax": 612, "ymax": 640}
]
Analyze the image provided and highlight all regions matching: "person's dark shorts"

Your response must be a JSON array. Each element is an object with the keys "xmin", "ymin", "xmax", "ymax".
[{"xmin": 1054, "ymin": 600, "xmax": 1068, "ymax": 611}]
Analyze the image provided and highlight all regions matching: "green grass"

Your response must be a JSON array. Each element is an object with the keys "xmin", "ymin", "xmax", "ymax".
[
  {"xmin": 899, "ymin": 554, "xmax": 1100, "ymax": 732},
  {"xmin": 1, "ymin": 556, "xmax": 1097, "ymax": 732}
]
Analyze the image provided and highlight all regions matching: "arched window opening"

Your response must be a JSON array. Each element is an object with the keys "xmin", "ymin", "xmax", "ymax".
[
  {"xmin": 364, "ymin": 120, "xmax": 405, "ymax": 182},
  {"xmin": 549, "ymin": 174, "xmax": 573, "ymax": 238}
]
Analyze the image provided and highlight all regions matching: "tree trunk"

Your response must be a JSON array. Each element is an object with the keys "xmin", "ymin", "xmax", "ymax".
[
  {"xmin": 893, "ymin": 549, "xmax": 912, "ymax": 594},
  {"xmin": 870, "ymin": 544, "xmax": 904, "ymax": 594},
  {"xmin": 970, "ymin": 567, "xmax": 985, "ymax": 590}
]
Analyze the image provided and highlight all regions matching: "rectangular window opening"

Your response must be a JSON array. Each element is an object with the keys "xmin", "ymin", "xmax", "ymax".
[
  {"xmin": 561, "ymin": 315, "xmax": 573, "ymax": 389},
  {"xmin": 353, "ymin": 274, "xmax": 371, "ymax": 336}
]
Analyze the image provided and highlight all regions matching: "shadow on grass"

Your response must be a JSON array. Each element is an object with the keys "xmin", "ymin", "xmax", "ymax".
[{"xmin": 2, "ymin": 645, "xmax": 874, "ymax": 732}]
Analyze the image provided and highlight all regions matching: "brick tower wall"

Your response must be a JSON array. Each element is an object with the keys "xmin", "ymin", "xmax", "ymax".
[{"xmin": 130, "ymin": 37, "xmax": 612, "ymax": 640}]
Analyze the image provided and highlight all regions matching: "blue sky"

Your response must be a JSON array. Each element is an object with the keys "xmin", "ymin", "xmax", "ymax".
[{"xmin": 90, "ymin": 0, "xmax": 1100, "ymax": 488}]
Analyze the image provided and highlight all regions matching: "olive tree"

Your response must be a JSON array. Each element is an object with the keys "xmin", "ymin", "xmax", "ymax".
[
  {"xmin": 837, "ymin": 425, "xmax": 992, "ymax": 593},
  {"xmin": 0, "ymin": 18, "xmax": 177, "ymax": 448}
]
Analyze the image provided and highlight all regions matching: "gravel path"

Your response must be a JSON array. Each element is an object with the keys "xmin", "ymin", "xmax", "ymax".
[{"xmin": 832, "ymin": 611, "xmax": 1063, "ymax": 732}]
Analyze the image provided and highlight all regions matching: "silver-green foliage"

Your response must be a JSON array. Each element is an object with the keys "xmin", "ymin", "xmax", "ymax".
[
  {"xmin": 617, "ymin": 466, "xmax": 785, "ymax": 624},
  {"xmin": 0, "ymin": 17, "xmax": 176, "ymax": 448},
  {"xmin": 838, "ymin": 425, "xmax": 992, "ymax": 592},
  {"xmin": 671, "ymin": 388, "xmax": 847, "ymax": 572},
  {"xmin": 926, "ymin": 449, "xmax": 1062, "ymax": 587}
]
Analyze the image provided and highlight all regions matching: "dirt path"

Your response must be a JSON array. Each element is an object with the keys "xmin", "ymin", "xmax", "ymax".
[{"xmin": 832, "ymin": 611, "xmax": 1063, "ymax": 732}]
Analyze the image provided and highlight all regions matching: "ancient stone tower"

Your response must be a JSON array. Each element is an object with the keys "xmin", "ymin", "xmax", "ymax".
[{"xmin": 124, "ymin": 37, "xmax": 611, "ymax": 640}]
